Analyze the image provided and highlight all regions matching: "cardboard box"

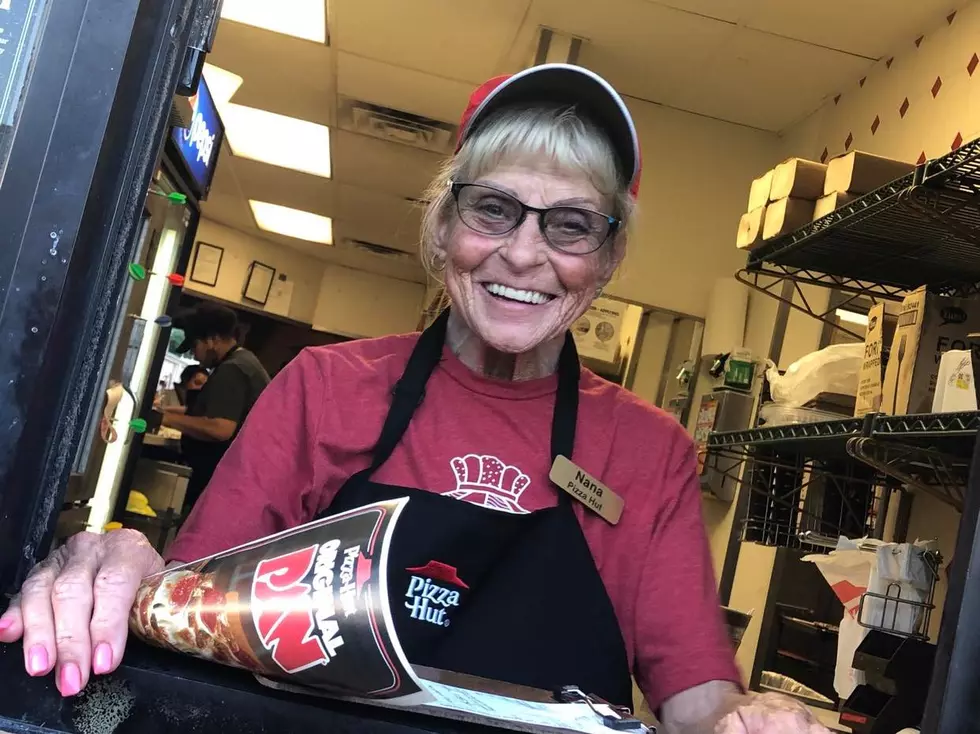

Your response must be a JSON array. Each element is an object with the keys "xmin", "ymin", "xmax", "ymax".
[
  {"xmin": 763, "ymin": 197, "xmax": 815, "ymax": 240},
  {"xmin": 770, "ymin": 158, "xmax": 827, "ymax": 201},
  {"xmin": 747, "ymin": 169, "xmax": 774, "ymax": 212},
  {"xmin": 854, "ymin": 303, "xmax": 886, "ymax": 416},
  {"xmin": 824, "ymin": 151, "xmax": 915, "ymax": 196},
  {"xmin": 881, "ymin": 287, "xmax": 980, "ymax": 414},
  {"xmin": 736, "ymin": 205, "xmax": 766, "ymax": 250},
  {"xmin": 813, "ymin": 192, "xmax": 856, "ymax": 221}
]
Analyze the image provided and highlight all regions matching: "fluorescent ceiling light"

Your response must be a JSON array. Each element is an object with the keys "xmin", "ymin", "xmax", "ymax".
[
  {"xmin": 222, "ymin": 104, "xmax": 331, "ymax": 178},
  {"xmin": 202, "ymin": 63, "xmax": 243, "ymax": 107},
  {"xmin": 836, "ymin": 308, "xmax": 869, "ymax": 327},
  {"xmin": 220, "ymin": 0, "xmax": 326, "ymax": 43},
  {"xmin": 250, "ymin": 200, "xmax": 333, "ymax": 245}
]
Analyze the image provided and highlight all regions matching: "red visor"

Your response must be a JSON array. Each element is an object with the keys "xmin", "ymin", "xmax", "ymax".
[{"xmin": 455, "ymin": 65, "xmax": 642, "ymax": 197}]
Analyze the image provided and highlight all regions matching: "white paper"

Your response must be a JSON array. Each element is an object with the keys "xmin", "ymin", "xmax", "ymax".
[
  {"xmin": 265, "ymin": 279, "xmax": 294, "ymax": 317},
  {"xmin": 255, "ymin": 676, "xmax": 647, "ymax": 734},
  {"xmin": 931, "ymin": 350, "xmax": 977, "ymax": 412},
  {"xmin": 191, "ymin": 243, "xmax": 222, "ymax": 285},
  {"xmin": 422, "ymin": 681, "xmax": 647, "ymax": 733}
]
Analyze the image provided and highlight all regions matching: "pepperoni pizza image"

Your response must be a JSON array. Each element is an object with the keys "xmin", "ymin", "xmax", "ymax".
[{"xmin": 128, "ymin": 498, "xmax": 424, "ymax": 701}]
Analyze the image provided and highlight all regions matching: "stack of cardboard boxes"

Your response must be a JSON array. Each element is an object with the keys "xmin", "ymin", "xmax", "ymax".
[
  {"xmin": 736, "ymin": 152, "xmax": 915, "ymax": 251},
  {"xmin": 856, "ymin": 289, "xmax": 980, "ymax": 417}
]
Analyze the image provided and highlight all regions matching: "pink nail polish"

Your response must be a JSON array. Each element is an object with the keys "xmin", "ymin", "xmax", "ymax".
[
  {"xmin": 93, "ymin": 643, "xmax": 113, "ymax": 675},
  {"xmin": 27, "ymin": 644, "xmax": 49, "ymax": 676},
  {"xmin": 59, "ymin": 663, "xmax": 82, "ymax": 697},
  {"xmin": 0, "ymin": 617, "xmax": 12, "ymax": 633}
]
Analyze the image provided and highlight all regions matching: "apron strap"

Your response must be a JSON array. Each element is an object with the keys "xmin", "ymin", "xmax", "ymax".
[
  {"xmin": 369, "ymin": 309, "xmax": 451, "ymax": 471},
  {"xmin": 368, "ymin": 308, "xmax": 581, "ymax": 478}
]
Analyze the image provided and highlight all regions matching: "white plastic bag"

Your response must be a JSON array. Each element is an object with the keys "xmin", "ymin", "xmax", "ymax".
[
  {"xmin": 765, "ymin": 343, "xmax": 863, "ymax": 408},
  {"xmin": 803, "ymin": 539, "xmax": 934, "ymax": 700}
]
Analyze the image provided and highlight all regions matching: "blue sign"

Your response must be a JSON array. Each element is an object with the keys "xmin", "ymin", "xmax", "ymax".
[{"xmin": 171, "ymin": 75, "xmax": 223, "ymax": 198}]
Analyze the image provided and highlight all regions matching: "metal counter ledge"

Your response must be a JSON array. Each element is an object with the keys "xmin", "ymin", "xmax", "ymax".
[{"xmin": 0, "ymin": 639, "xmax": 507, "ymax": 734}]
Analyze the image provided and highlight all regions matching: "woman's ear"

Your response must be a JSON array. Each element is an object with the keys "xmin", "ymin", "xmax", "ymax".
[{"xmin": 429, "ymin": 209, "xmax": 454, "ymax": 270}]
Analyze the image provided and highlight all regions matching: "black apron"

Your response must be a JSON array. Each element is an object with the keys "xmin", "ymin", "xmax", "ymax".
[{"xmin": 320, "ymin": 310, "xmax": 634, "ymax": 707}]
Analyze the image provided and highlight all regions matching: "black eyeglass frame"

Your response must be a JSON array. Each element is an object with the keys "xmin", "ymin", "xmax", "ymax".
[{"xmin": 449, "ymin": 181, "xmax": 620, "ymax": 255}]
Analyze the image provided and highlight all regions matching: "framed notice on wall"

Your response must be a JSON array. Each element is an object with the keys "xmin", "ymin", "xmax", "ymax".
[
  {"xmin": 189, "ymin": 242, "xmax": 223, "ymax": 286},
  {"xmin": 242, "ymin": 260, "xmax": 276, "ymax": 305}
]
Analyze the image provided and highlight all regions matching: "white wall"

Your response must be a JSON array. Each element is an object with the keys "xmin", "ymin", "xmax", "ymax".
[
  {"xmin": 188, "ymin": 220, "xmax": 326, "ymax": 324},
  {"xmin": 188, "ymin": 219, "xmax": 426, "ymax": 338},
  {"xmin": 608, "ymin": 100, "xmax": 782, "ymax": 319},
  {"xmin": 628, "ymin": 312, "xmax": 676, "ymax": 405},
  {"xmin": 313, "ymin": 265, "xmax": 425, "ymax": 338}
]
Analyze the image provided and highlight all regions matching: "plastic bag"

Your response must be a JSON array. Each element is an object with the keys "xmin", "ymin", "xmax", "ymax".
[{"xmin": 765, "ymin": 343, "xmax": 863, "ymax": 408}]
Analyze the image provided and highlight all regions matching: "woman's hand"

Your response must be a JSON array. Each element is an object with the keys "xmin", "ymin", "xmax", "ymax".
[
  {"xmin": 0, "ymin": 529, "xmax": 163, "ymax": 696},
  {"xmin": 714, "ymin": 692, "xmax": 832, "ymax": 733}
]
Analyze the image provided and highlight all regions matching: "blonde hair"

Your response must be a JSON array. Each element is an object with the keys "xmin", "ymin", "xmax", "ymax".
[{"xmin": 420, "ymin": 105, "xmax": 635, "ymax": 277}]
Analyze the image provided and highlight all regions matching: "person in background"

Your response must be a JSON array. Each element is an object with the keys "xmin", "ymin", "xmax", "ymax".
[
  {"xmin": 174, "ymin": 364, "xmax": 209, "ymax": 410},
  {"xmin": 159, "ymin": 304, "xmax": 270, "ymax": 514}
]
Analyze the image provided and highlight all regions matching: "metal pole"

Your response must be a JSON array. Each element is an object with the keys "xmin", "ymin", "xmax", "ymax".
[{"xmin": 920, "ymin": 434, "xmax": 980, "ymax": 733}]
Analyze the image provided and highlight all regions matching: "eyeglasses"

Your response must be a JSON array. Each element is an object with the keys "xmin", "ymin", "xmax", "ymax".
[{"xmin": 450, "ymin": 182, "xmax": 619, "ymax": 255}]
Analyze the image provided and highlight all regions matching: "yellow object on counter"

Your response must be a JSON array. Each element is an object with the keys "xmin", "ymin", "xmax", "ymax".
[
  {"xmin": 104, "ymin": 522, "xmax": 124, "ymax": 532},
  {"xmin": 126, "ymin": 490, "xmax": 157, "ymax": 517}
]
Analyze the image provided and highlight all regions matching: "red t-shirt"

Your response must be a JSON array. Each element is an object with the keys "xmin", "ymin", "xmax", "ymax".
[{"xmin": 166, "ymin": 334, "xmax": 741, "ymax": 709}]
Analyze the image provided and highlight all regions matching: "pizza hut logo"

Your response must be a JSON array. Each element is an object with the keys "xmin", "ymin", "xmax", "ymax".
[
  {"xmin": 252, "ymin": 541, "xmax": 361, "ymax": 673},
  {"xmin": 404, "ymin": 561, "xmax": 468, "ymax": 628}
]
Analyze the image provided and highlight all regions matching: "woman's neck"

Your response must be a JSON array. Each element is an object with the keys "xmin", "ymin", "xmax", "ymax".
[{"xmin": 445, "ymin": 310, "xmax": 562, "ymax": 381}]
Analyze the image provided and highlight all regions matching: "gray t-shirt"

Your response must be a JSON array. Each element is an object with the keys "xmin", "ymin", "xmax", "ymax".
[
  {"xmin": 181, "ymin": 347, "xmax": 270, "ymax": 489},
  {"xmin": 191, "ymin": 347, "xmax": 271, "ymax": 433}
]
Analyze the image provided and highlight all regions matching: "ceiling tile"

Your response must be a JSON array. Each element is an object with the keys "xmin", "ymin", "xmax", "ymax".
[
  {"xmin": 337, "ymin": 52, "xmax": 474, "ymax": 123},
  {"xmin": 533, "ymin": 0, "xmax": 737, "ymax": 102},
  {"xmin": 665, "ymin": 26, "xmax": 872, "ymax": 130},
  {"xmin": 739, "ymin": 0, "xmax": 971, "ymax": 57},
  {"xmin": 332, "ymin": 0, "xmax": 529, "ymax": 83},
  {"xmin": 330, "ymin": 130, "xmax": 443, "ymax": 200}
]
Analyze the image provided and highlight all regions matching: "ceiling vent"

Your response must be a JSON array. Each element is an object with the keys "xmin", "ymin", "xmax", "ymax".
[
  {"xmin": 346, "ymin": 238, "xmax": 412, "ymax": 259},
  {"xmin": 338, "ymin": 97, "xmax": 456, "ymax": 154}
]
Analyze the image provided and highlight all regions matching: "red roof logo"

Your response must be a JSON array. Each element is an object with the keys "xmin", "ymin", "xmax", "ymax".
[{"xmin": 406, "ymin": 561, "xmax": 469, "ymax": 589}]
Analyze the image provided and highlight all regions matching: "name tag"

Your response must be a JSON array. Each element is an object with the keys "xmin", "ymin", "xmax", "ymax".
[{"xmin": 549, "ymin": 456, "xmax": 623, "ymax": 525}]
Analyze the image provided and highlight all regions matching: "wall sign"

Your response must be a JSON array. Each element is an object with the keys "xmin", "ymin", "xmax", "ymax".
[
  {"xmin": 170, "ymin": 74, "xmax": 224, "ymax": 199},
  {"xmin": 242, "ymin": 261, "xmax": 276, "ymax": 306}
]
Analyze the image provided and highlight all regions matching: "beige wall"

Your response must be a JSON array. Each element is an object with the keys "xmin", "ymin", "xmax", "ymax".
[
  {"xmin": 313, "ymin": 265, "xmax": 425, "ymax": 338},
  {"xmin": 188, "ymin": 219, "xmax": 326, "ymax": 324},
  {"xmin": 608, "ymin": 100, "xmax": 781, "ymax": 319},
  {"xmin": 628, "ymin": 312, "xmax": 675, "ymax": 405},
  {"xmin": 188, "ymin": 219, "xmax": 426, "ymax": 338},
  {"xmin": 778, "ymin": 4, "xmax": 980, "ymax": 165}
]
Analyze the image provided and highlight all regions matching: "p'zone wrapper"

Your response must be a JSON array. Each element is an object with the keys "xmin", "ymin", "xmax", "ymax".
[{"xmin": 129, "ymin": 498, "xmax": 424, "ymax": 700}]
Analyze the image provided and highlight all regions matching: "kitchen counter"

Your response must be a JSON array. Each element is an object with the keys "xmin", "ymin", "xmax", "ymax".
[{"xmin": 0, "ymin": 641, "xmax": 509, "ymax": 734}]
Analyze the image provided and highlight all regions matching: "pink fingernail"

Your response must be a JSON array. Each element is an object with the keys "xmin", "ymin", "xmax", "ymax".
[
  {"xmin": 93, "ymin": 643, "xmax": 113, "ymax": 675},
  {"xmin": 59, "ymin": 662, "xmax": 82, "ymax": 697},
  {"xmin": 0, "ymin": 617, "xmax": 12, "ymax": 633},
  {"xmin": 27, "ymin": 644, "xmax": 49, "ymax": 676}
]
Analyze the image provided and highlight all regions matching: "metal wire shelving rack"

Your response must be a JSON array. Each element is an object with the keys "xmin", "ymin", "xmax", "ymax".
[
  {"xmin": 708, "ymin": 411, "xmax": 979, "ymax": 523},
  {"xmin": 736, "ymin": 137, "xmax": 980, "ymax": 338}
]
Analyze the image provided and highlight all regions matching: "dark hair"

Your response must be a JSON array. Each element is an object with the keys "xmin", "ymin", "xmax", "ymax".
[
  {"xmin": 174, "ymin": 303, "xmax": 238, "ymax": 351},
  {"xmin": 177, "ymin": 364, "xmax": 208, "ymax": 387}
]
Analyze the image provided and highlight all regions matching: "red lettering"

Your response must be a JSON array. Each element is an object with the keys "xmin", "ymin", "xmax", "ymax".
[{"xmin": 252, "ymin": 546, "xmax": 327, "ymax": 673}]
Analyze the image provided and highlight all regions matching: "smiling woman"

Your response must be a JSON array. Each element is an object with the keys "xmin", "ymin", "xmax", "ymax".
[{"xmin": 0, "ymin": 62, "xmax": 829, "ymax": 734}]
